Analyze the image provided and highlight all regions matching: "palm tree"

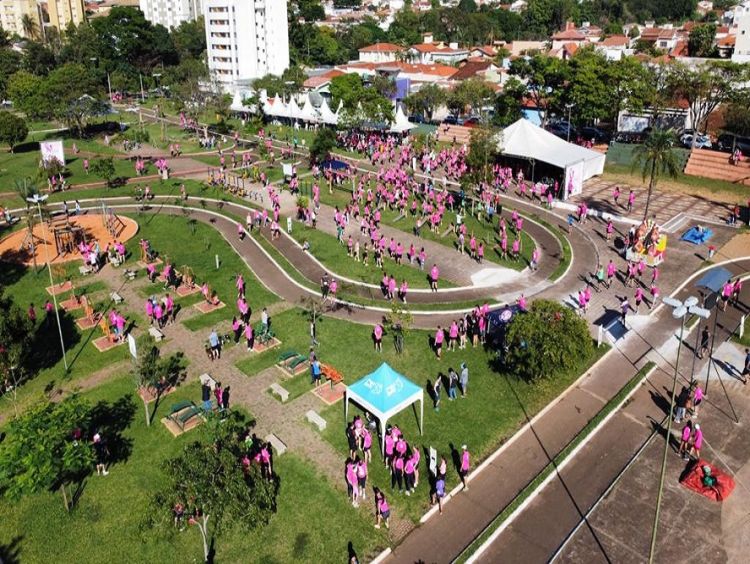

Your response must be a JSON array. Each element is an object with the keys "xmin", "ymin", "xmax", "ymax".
[
  {"xmin": 20, "ymin": 14, "xmax": 38, "ymax": 40},
  {"xmin": 631, "ymin": 129, "xmax": 680, "ymax": 221}
]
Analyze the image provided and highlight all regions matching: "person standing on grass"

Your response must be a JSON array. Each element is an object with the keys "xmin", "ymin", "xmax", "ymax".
[
  {"xmin": 432, "ymin": 376, "xmax": 442, "ymax": 412},
  {"xmin": 374, "ymin": 488, "xmax": 390, "ymax": 529},
  {"xmin": 362, "ymin": 427, "xmax": 372, "ymax": 463},
  {"xmin": 678, "ymin": 421, "xmax": 693, "ymax": 460},
  {"xmin": 447, "ymin": 368, "xmax": 458, "ymax": 400},
  {"xmin": 459, "ymin": 363, "xmax": 469, "ymax": 397},
  {"xmin": 27, "ymin": 303, "xmax": 36, "ymax": 324},
  {"xmin": 460, "ymin": 445, "xmax": 471, "ymax": 491},
  {"xmin": 430, "ymin": 264, "xmax": 440, "ymax": 292},
  {"xmin": 373, "ymin": 323, "xmax": 383, "ymax": 352},
  {"xmin": 93, "ymin": 431, "xmax": 109, "ymax": 476},
  {"xmin": 404, "ymin": 454, "xmax": 416, "ymax": 496},
  {"xmin": 44, "ymin": 300, "xmax": 53, "ymax": 328},
  {"xmin": 434, "ymin": 326, "xmax": 445, "ymax": 360},
  {"xmin": 357, "ymin": 457, "xmax": 368, "ymax": 501},
  {"xmin": 346, "ymin": 459, "xmax": 359, "ymax": 507}
]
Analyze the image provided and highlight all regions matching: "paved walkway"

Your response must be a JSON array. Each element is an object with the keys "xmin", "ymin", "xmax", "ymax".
[{"xmin": 384, "ymin": 259, "xmax": 750, "ymax": 563}]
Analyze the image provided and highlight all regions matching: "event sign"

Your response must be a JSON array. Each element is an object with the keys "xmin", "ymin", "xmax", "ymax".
[{"xmin": 40, "ymin": 140, "xmax": 65, "ymax": 164}]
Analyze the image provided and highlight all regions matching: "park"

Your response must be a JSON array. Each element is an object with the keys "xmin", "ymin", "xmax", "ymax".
[{"xmin": 2, "ymin": 8, "xmax": 750, "ymax": 563}]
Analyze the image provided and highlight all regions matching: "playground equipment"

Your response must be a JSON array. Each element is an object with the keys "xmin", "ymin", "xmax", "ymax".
[{"xmin": 101, "ymin": 202, "xmax": 127, "ymax": 239}]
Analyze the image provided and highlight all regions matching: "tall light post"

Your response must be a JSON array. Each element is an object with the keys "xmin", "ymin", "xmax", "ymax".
[
  {"xmin": 565, "ymin": 103, "xmax": 575, "ymax": 142},
  {"xmin": 27, "ymin": 194, "xmax": 68, "ymax": 372},
  {"xmin": 648, "ymin": 296, "xmax": 710, "ymax": 563}
]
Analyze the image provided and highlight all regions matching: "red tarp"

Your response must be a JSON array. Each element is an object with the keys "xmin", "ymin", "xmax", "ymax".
[{"xmin": 679, "ymin": 459, "xmax": 735, "ymax": 502}]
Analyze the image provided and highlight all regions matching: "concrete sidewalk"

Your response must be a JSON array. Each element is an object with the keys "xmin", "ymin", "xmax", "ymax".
[{"xmin": 384, "ymin": 259, "xmax": 750, "ymax": 564}]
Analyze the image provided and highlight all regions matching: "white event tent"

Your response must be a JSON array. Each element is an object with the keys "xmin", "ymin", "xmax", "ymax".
[
  {"xmin": 345, "ymin": 363, "xmax": 424, "ymax": 454},
  {"xmin": 497, "ymin": 119, "xmax": 606, "ymax": 198}
]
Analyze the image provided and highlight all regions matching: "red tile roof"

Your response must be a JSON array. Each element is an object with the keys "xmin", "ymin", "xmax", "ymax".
[
  {"xmin": 551, "ymin": 29, "xmax": 587, "ymax": 41},
  {"xmin": 303, "ymin": 69, "xmax": 345, "ymax": 89},
  {"xmin": 599, "ymin": 35, "xmax": 630, "ymax": 47},
  {"xmin": 359, "ymin": 43, "xmax": 404, "ymax": 53},
  {"xmin": 449, "ymin": 60, "xmax": 492, "ymax": 81},
  {"xmin": 411, "ymin": 43, "xmax": 468, "ymax": 54}
]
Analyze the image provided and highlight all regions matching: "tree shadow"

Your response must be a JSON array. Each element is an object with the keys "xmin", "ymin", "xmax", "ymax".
[
  {"xmin": 0, "ymin": 535, "xmax": 23, "ymax": 564},
  {"xmin": 0, "ymin": 256, "xmax": 30, "ymax": 287},
  {"xmin": 27, "ymin": 310, "xmax": 81, "ymax": 375},
  {"xmin": 90, "ymin": 395, "xmax": 137, "ymax": 467}
]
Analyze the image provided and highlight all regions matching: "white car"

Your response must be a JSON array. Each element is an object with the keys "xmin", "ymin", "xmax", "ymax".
[{"xmin": 680, "ymin": 133, "xmax": 712, "ymax": 149}]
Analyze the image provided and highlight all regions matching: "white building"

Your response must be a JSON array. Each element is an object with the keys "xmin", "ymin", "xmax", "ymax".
[
  {"xmin": 203, "ymin": 0, "xmax": 289, "ymax": 94},
  {"xmin": 140, "ymin": 0, "xmax": 203, "ymax": 29},
  {"xmin": 732, "ymin": 14, "xmax": 750, "ymax": 62}
]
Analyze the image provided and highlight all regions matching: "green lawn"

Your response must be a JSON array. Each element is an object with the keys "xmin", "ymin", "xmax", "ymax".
[
  {"xmin": 120, "ymin": 214, "xmax": 279, "ymax": 333},
  {"xmin": 0, "ymin": 375, "xmax": 388, "ymax": 563},
  {"xmin": 236, "ymin": 308, "xmax": 606, "ymax": 524}
]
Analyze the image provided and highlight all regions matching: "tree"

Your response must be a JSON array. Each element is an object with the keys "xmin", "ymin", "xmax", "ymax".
[
  {"xmin": 0, "ymin": 112, "xmax": 28, "ymax": 153},
  {"xmin": 90, "ymin": 157, "xmax": 117, "ymax": 187},
  {"xmin": 505, "ymin": 299, "xmax": 593, "ymax": 382},
  {"xmin": 564, "ymin": 48, "xmax": 612, "ymax": 124},
  {"xmin": 171, "ymin": 16, "xmax": 206, "ymax": 61},
  {"xmin": 0, "ymin": 48, "xmax": 21, "ymax": 100},
  {"xmin": 146, "ymin": 418, "xmax": 276, "ymax": 563},
  {"xmin": 668, "ymin": 61, "xmax": 742, "ymax": 147},
  {"xmin": 404, "ymin": 83, "xmax": 445, "ymax": 121},
  {"xmin": 688, "ymin": 23, "xmax": 716, "ymax": 57},
  {"xmin": 132, "ymin": 338, "xmax": 186, "ymax": 426},
  {"xmin": 22, "ymin": 42, "xmax": 57, "ymax": 76},
  {"xmin": 330, "ymin": 73, "xmax": 393, "ymax": 126},
  {"xmin": 466, "ymin": 126, "xmax": 498, "ymax": 184},
  {"xmin": 492, "ymin": 77, "xmax": 524, "ymax": 127},
  {"xmin": 605, "ymin": 55, "xmax": 654, "ymax": 127},
  {"xmin": 309, "ymin": 127, "xmax": 336, "ymax": 164},
  {"xmin": 509, "ymin": 54, "xmax": 568, "ymax": 126},
  {"xmin": 44, "ymin": 63, "xmax": 108, "ymax": 134},
  {"xmin": 7, "ymin": 71, "xmax": 52, "ymax": 120},
  {"xmin": 20, "ymin": 14, "xmax": 38, "ymax": 40},
  {"xmin": 631, "ymin": 129, "xmax": 679, "ymax": 220},
  {"xmin": 0, "ymin": 289, "xmax": 35, "ymax": 403},
  {"xmin": 0, "ymin": 395, "xmax": 95, "ymax": 511}
]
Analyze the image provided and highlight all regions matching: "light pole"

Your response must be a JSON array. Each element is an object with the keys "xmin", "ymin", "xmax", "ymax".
[
  {"xmin": 565, "ymin": 103, "xmax": 574, "ymax": 142},
  {"xmin": 648, "ymin": 296, "xmax": 710, "ymax": 563},
  {"xmin": 27, "ymin": 194, "xmax": 68, "ymax": 372}
]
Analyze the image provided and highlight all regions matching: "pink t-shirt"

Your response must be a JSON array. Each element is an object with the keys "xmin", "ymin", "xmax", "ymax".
[{"xmin": 435, "ymin": 329, "xmax": 444, "ymax": 344}]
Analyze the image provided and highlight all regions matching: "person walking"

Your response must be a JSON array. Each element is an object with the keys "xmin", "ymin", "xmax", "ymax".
[
  {"xmin": 459, "ymin": 444, "xmax": 470, "ymax": 491},
  {"xmin": 447, "ymin": 368, "xmax": 458, "ymax": 400},
  {"xmin": 698, "ymin": 327, "xmax": 710, "ymax": 359},
  {"xmin": 742, "ymin": 348, "xmax": 750, "ymax": 385},
  {"xmin": 690, "ymin": 424, "xmax": 703, "ymax": 460},
  {"xmin": 678, "ymin": 421, "xmax": 693, "ymax": 460},
  {"xmin": 459, "ymin": 363, "xmax": 469, "ymax": 397},
  {"xmin": 208, "ymin": 329, "xmax": 221, "ymax": 360}
]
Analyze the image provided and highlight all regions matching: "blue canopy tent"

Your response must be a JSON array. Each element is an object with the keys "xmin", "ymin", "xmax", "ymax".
[
  {"xmin": 695, "ymin": 267, "xmax": 733, "ymax": 294},
  {"xmin": 345, "ymin": 363, "xmax": 424, "ymax": 454}
]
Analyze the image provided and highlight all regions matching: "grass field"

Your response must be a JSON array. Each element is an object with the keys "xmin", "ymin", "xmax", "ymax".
[{"xmin": 0, "ymin": 375, "xmax": 388, "ymax": 563}]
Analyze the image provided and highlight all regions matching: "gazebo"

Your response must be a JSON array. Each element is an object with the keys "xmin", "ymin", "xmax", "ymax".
[{"xmin": 345, "ymin": 363, "xmax": 424, "ymax": 454}]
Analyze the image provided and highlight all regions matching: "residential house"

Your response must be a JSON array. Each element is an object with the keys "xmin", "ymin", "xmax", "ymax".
[
  {"xmin": 302, "ymin": 69, "xmax": 345, "ymax": 98},
  {"xmin": 595, "ymin": 35, "xmax": 631, "ymax": 61},
  {"xmin": 550, "ymin": 22, "xmax": 588, "ymax": 50},
  {"xmin": 409, "ymin": 33, "xmax": 469, "ymax": 64},
  {"xmin": 358, "ymin": 43, "xmax": 404, "ymax": 64}
]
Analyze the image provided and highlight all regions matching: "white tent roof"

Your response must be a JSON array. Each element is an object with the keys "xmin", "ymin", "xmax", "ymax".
[
  {"xmin": 287, "ymin": 96, "xmax": 302, "ymax": 120},
  {"xmin": 497, "ymin": 118, "xmax": 605, "ymax": 180},
  {"xmin": 298, "ymin": 94, "xmax": 319, "ymax": 123},
  {"xmin": 391, "ymin": 105, "xmax": 416, "ymax": 133},
  {"xmin": 230, "ymin": 91, "xmax": 251, "ymax": 112},
  {"xmin": 319, "ymin": 98, "xmax": 339, "ymax": 125}
]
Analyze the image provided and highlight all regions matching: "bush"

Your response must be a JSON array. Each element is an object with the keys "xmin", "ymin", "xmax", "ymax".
[{"xmin": 505, "ymin": 299, "xmax": 593, "ymax": 382}]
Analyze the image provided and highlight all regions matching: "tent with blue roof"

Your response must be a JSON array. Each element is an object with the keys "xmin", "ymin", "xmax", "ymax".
[{"xmin": 345, "ymin": 363, "xmax": 423, "ymax": 454}]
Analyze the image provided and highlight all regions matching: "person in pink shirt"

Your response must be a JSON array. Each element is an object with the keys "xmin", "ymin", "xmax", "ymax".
[
  {"xmin": 115, "ymin": 313, "xmax": 125, "ymax": 341},
  {"xmin": 404, "ymin": 455, "xmax": 416, "ymax": 496},
  {"xmin": 147, "ymin": 262, "xmax": 156, "ymax": 282},
  {"xmin": 477, "ymin": 242, "xmax": 484, "ymax": 264},
  {"xmin": 373, "ymin": 323, "xmax": 383, "ymax": 352},
  {"xmin": 606, "ymin": 259, "xmax": 616, "ymax": 288},
  {"xmin": 634, "ymin": 287, "xmax": 644, "ymax": 312},
  {"xmin": 362, "ymin": 428, "xmax": 372, "ymax": 463},
  {"xmin": 691, "ymin": 384, "xmax": 705, "ymax": 417},
  {"xmin": 518, "ymin": 294, "xmax": 527, "ymax": 312},
  {"xmin": 448, "ymin": 321, "xmax": 459, "ymax": 351},
  {"xmin": 434, "ymin": 325, "xmax": 445, "ymax": 359},
  {"xmin": 429, "ymin": 264, "xmax": 439, "ymax": 292},
  {"xmin": 145, "ymin": 299, "xmax": 154, "ymax": 325},
  {"xmin": 165, "ymin": 294, "xmax": 174, "ymax": 324},
  {"xmin": 530, "ymin": 248, "xmax": 540, "ymax": 271},
  {"xmin": 236, "ymin": 274, "xmax": 245, "ymax": 297},
  {"xmin": 387, "ymin": 276, "xmax": 396, "ymax": 301},
  {"xmin": 690, "ymin": 424, "xmax": 703, "ymax": 459},
  {"xmin": 154, "ymin": 302, "xmax": 164, "ymax": 328},
  {"xmin": 649, "ymin": 284, "xmax": 660, "ymax": 309},
  {"xmin": 244, "ymin": 322, "xmax": 254, "ymax": 351},
  {"xmin": 721, "ymin": 279, "xmax": 733, "ymax": 311},
  {"xmin": 232, "ymin": 316, "xmax": 242, "ymax": 343},
  {"xmin": 511, "ymin": 237, "xmax": 520, "ymax": 260},
  {"xmin": 346, "ymin": 460, "xmax": 359, "ymax": 507},
  {"xmin": 384, "ymin": 432, "xmax": 395, "ymax": 469},
  {"xmin": 678, "ymin": 421, "xmax": 693, "ymax": 459},
  {"xmin": 356, "ymin": 457, "xmax": 368, "ymax": 500},
  {"xmin": 399, "ymin": 280, "xmax": 408, "ymax": 304},
  {"xmin": 374, "ymin": 488, "xmax": 390, "ymax": 529},
  {"xmin": 460, "ymin": 444, "xmax": 471, "ymax": 491}
]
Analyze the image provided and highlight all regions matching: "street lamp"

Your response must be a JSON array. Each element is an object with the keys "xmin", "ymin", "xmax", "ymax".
[
  {"xmin": 565, "ymin": 103, "xmax": 575, "ymax": 142},
  {"xmin": 26, "ymin": 194, "xmax": 68, "ymax": 372},
  {"xmin": 648, "ymin": 295, "xmax": 710, "ymax": 563}
]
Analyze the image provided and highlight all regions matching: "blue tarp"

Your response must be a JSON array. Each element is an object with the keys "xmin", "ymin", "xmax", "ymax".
[
  {"xmin": 347, "ymin": 363, "xmax": 422, "ymax": 415},
  {"xmin": 695, "ymin": 267, "xmax": 733, "ymax": 293},
  {"xmin": 681, "ymin": 226, "xmax": 713, "ymax": 245}
]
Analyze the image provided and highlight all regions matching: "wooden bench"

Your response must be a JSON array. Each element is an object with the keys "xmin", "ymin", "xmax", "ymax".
[
  {"xmin": 168, "ymin": 401, "xmax": 201, "ymax": 431},
  {"xmin": 149, "ymin": 327, "xmax": 165, "ymax": 342},
  {"xmin": 265, "ymin": 433, "xmax": 287, "ymax": 455},
  {"xmin": 269, "ymin": 382, "xmax": 290, "ymax": 403},
  {"xmin": 110, "ymin": 292, "xmax": 124, "ymax": 304},
  {"xmin": 306, "ymin": 410, "xmax": 326, "ymax": 431}
]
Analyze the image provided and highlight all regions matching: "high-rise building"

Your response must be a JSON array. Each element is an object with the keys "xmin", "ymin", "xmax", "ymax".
[
  {"xmin": 139, "ymin": 0, "xmax": 203, "ymax": 30},
  {"xmin": 733, "ymin": 15, "xmax": 750, "ymax": 62},
  {"xmin": 46, "ymin": 0, "xmax": 85, "ymax": 31},
  {"xmin": 203, "ymin": 0, "xmax": 289, "ymax": 94},
  {"xmin": 0, "ymin": 0, "xmax": 41, "ymax": 38}
]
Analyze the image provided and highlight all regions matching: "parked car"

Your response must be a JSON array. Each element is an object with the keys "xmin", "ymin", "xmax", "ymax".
[
  {"xmin": 546, "ymin": 122, "xmax": 577, "ymax": 140},
  {"xmin": 716, "ymin": 133, "xmax": 750, "ymax": 154},
  {"xmin": 680, "ymin": 132, "xmax": 712, "ymax": 149},
  {"xmin": 409, "ymin": 114, "xmax": 426, "ymax": 124},
  {"xmin": 443, "ymin": 115, "xmax": 459, "ymax": 125},
  {"xmin": 579, "ymin": 126, "xmax": 612, "ymax": 144},
  {"xmin": 462, "ymin": 117, "xmax": 481, "ymax": 128}
]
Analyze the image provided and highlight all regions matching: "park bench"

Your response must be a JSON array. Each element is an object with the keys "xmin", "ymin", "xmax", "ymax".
[
  {"xmin": 110, "ymin": 292, "xmax": 124, "ymax": 304},
  {"xmin": 149, "ymin": 327, "xmax": 165, "ymax": 342},
  {"xmin": 287, "ymin": 355, "xmax": 308, "ymax": 371},
  {"xmin": 306, "ymin": 410, "xmax": 326, "ymax": 432},
  {"xmin": 265, "ymin": 433, "xmax": 287, "ymax": 455},
  {"xmin": 79, "ymin": 265, "xmax": 93, "ymax": 276},
  {"xmin": 269, "ymin": 382, "xmax": 290, "ymax": 403},
  {"xmin": 123, "ymin": 269, "xmax": 137, "ymax": 281},
  {"xmin": 256, "ymin": 324, "xmax": 275, "ymax": 345},
  {"xmin": 168, "ymin": 401, "xmax": 201, "ymax": 431},
  {"xmin": 278, "ymin": 350, "xmax": 297, "ymax": 363}
]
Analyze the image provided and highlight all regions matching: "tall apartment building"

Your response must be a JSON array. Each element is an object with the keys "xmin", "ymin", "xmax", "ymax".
[
  {"xmin": 0, "ymin": 0, "xmax": 41, "ymax": 38},
  {"xmin": 46, "ymin": 0, "xmax": 85, "ymax": 31},
  {"xmin": 139, "ymin": 0, "xmax": 203, "ymax": 30},
  {"xmin": 203, "ymin": 0, "xmax": 289, "ymax": 93},
  {"xmin": 733, "ymin": 14, "xmax": 750, "ymax": 62}
]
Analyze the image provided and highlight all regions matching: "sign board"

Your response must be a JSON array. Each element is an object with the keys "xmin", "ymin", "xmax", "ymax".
[
  {"xmin": 282, "ymin": 163, "xmax": 294, "ymax": 177},
  {"xmin": 127, "ymin": 333, "xmax": 137, "ymax": 359},
  {"xmin": 429, "ymin": 446, "xmax": 437, "ymax": 476},
  {"xmin": 40, "ymin": 140, "xmax": 65, "ymax": 165}
]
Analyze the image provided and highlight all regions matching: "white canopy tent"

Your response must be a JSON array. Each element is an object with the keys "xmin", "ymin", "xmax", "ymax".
[
  {"xmin": 287, "ymin": 96, "xmax": 302, "ymax": 121},
  {"xmin": 345, "ymin": 363, "xmax": 424, "ymax": 455},
  {"xmin": 496, "ymin": 119, "xmax": 606, "ymax": 197},
  {"xmin": 390, "ymin": 105, "xmax": 416, "ymax": 133},
  {"xmin": 230, "ymin": 91, "xmax": 252, "ymax": 113},
  {"xmin": 298, "ymin": 94, "xmax": 319, "ymax": 123},
  {"xmin": 319, "ymin": 98, "xmax": 339, "ymax": 125}
]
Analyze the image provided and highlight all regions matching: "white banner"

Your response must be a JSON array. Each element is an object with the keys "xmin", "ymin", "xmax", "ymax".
[
  {"xmin": 564, "ymin": 160, "xmax": 585, "ymax": 199},
  {"xmin": 40, "ymin": 140, "xmax": 65, "ymax": 164}
]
